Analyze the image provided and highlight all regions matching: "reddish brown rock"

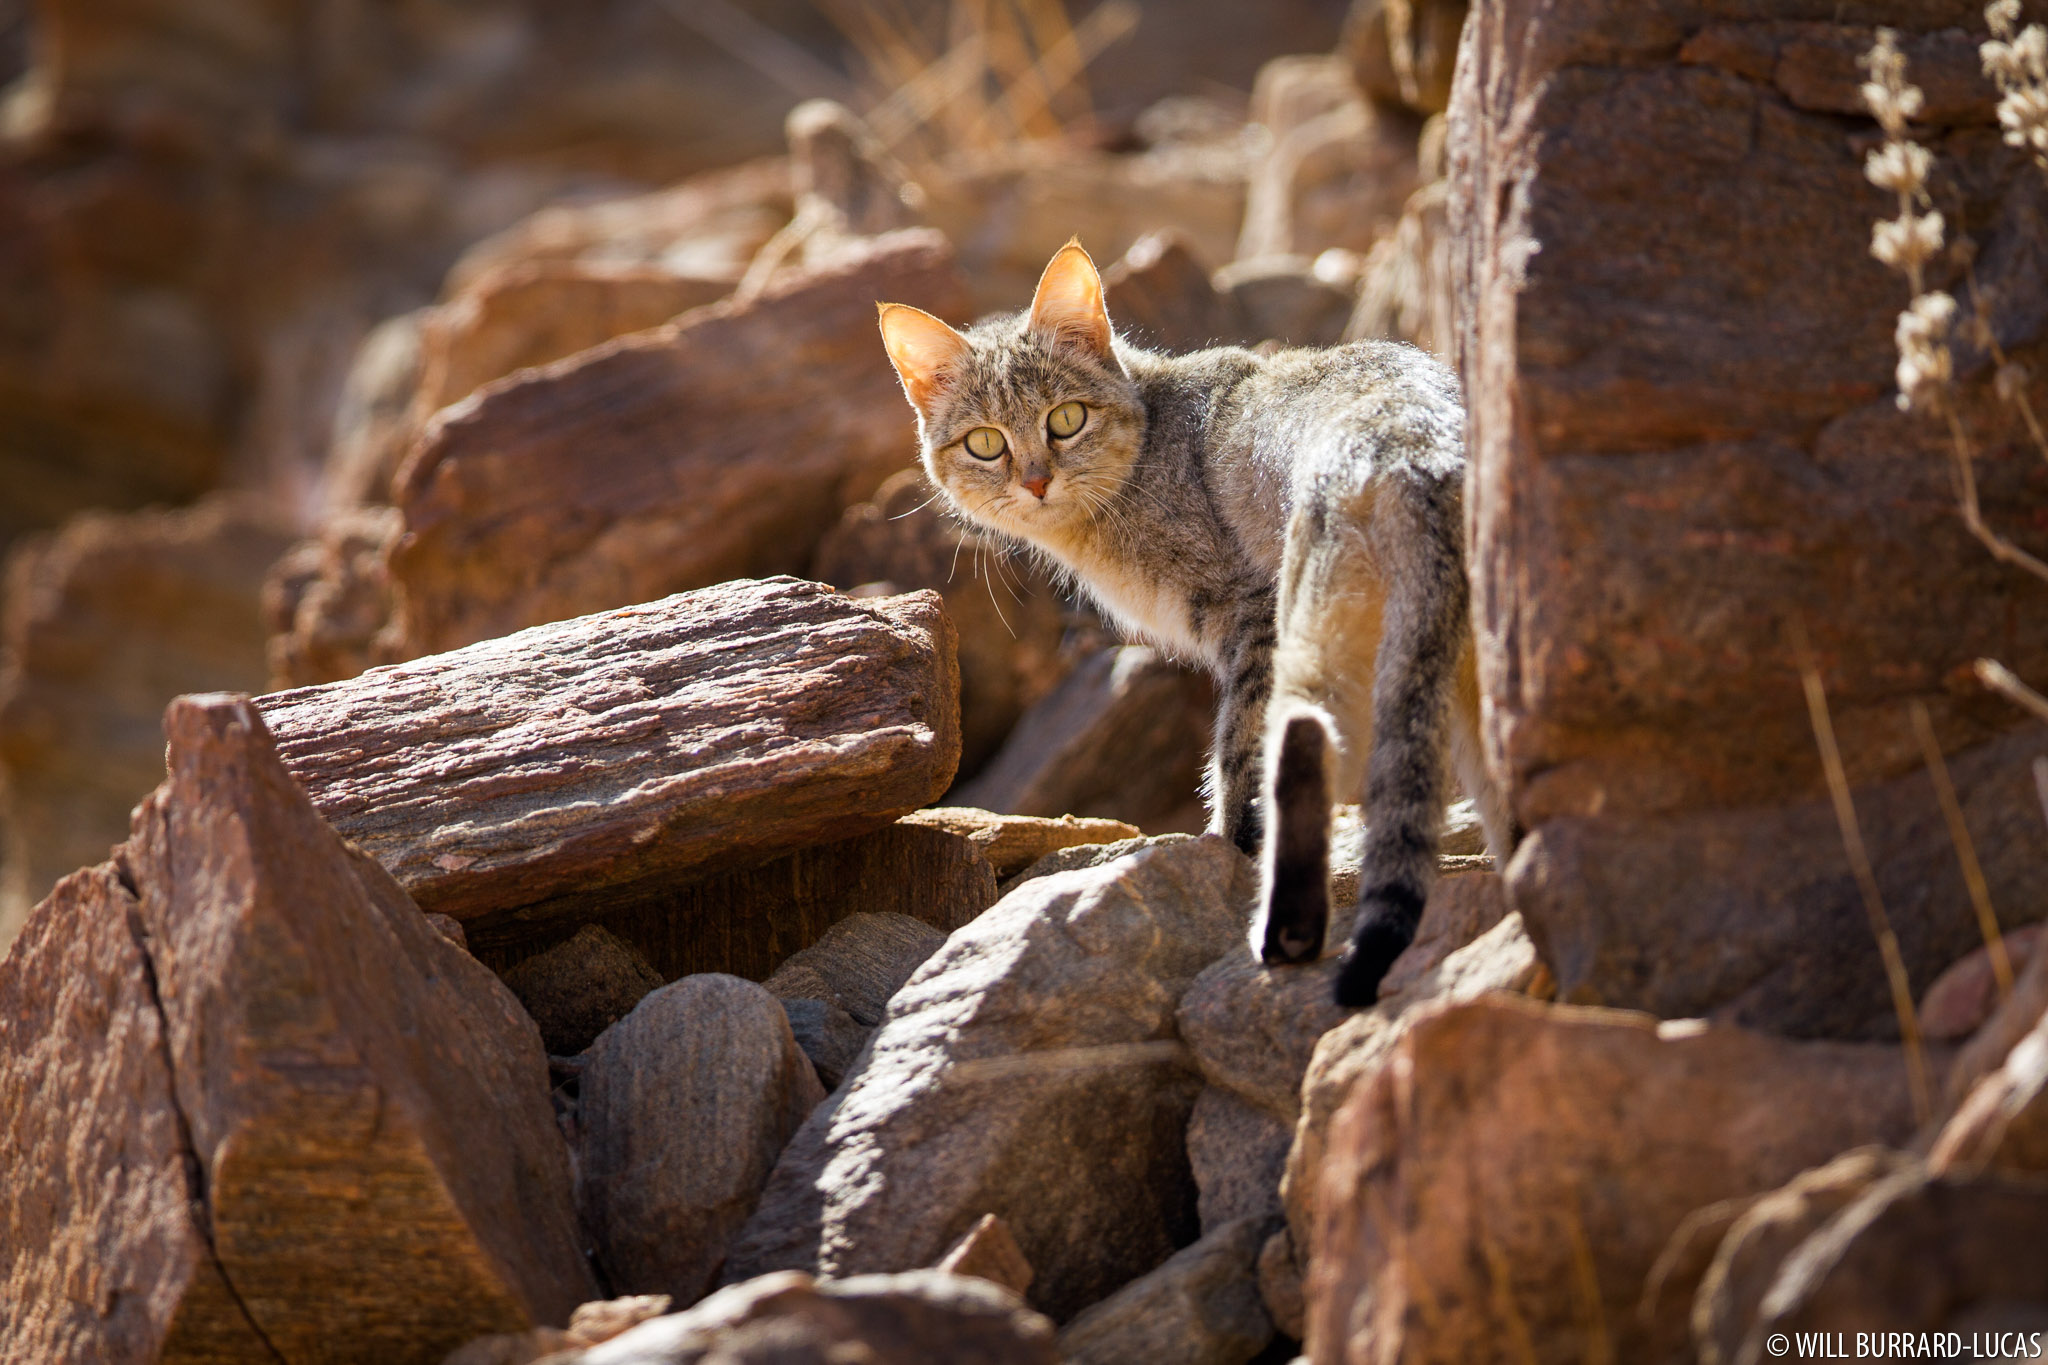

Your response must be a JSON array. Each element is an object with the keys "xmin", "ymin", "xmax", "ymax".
[
  {"xmin": 1102, "ymin": 232, "xmax": 1246, "ymax": 355},
  {"xmin": 951, "ymin": 645, "xmax": 1215, "ymax": 835},
  {"xmin": 255, "ymin": 578, "xmax": 960, "ymax": 936},
  {"xmin": 324, "ymin": 309, "xmax": 430, "ymax": 509},
  {"xmin": 896, "ymin": 807, "xmax": 1143, "ymax": 879},
  {"xmin": 0, "ymin": 864, "xmax": 276, "ymax": 1362},
  {"xmin": 1305, "ymin": 996, "xmax": 1924, "ymax": 1365},
  {"xmin": 1343, "ymin": 0, "xmax": 1470, "ymax": 115},
  {"xmin": 1930, "ymin": 999, "xmax": 2048, "ymax": 1176},
  {"xmin": 502, "ymin": 924, "xmax": 665, "ymax": 1058},
  {"xmin": 261, "ymin": 504, "xmax": 404, "ymax": 689},
  {"xmin": 813, "ymin": 469, "xmax": 1073, "ymax": 776},
  {"xmin": 9, "ymin": 693, "xmax": 598, "ymax": 1361},
  {"xmin": 935, "ymin": 1215, "xmax": 1036, "ymax": 1298},
  {"xmin": 1056, "ymin": 1216, "xmax": 1275, "ymax": 1365},
  {"xmin": 1452, "ymin": 0, "xmax": 2048, "ymax": 1038},
  {"xmin": 1239, "ymin": 55, "xmax": 1422, "ymax": 261},
  {"xmin": 1920, "ymin": 924, "xmax": 2043, "ymax": 1042},
  {"xmin": 0, "ymin": 494, "xmax": 296, "ymax": 949},
  {"xmin": 389, "ymin": 231, "xmax": 968, "ymax": 656}
]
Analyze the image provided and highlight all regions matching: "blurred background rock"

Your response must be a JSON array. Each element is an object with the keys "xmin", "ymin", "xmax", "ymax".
[{"xmin": 0, "ymin": 0, "xmax": 1478, "ymax": 945}]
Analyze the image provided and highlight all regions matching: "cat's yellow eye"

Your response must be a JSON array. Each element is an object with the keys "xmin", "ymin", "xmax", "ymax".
[
  {"xmin": 964, "ymin": 426, "xmax": 1007, "ymax": 459},
  {"xmin": 1047, "ymin": 401, "xmax": 1087, "ymax": 439}
]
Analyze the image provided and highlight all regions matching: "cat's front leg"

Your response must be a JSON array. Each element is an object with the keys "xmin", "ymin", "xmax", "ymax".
[{"xmin": 1206, "ymin": 595, "xmax": 1277, "ymax": 858}]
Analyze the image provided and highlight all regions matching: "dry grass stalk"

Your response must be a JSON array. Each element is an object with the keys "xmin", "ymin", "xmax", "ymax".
[
  {"xmin": 1793, "ymin": 623, "xmax": 1932, "ymax": 1123},
  {"xmin": 1910, "ymin": 700, "xmax": 2014, "ymax": 995},
  {"xmin": 1976, "ymin": 657, "xmax": 2048, "ymax": 723}
]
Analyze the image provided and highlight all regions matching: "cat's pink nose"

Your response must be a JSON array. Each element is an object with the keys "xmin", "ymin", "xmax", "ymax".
[{"xmin": 1022, "ymin": 475, "xmax": 1050, "ymax": 500}]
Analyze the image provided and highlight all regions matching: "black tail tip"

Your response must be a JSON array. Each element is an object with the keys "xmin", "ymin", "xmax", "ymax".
[
  {"xmin": 1331, "ymin": 905, "xmax": 1420, "ymax": 1008},
  {"xmin": 1277, "ymin": 713, "xmax": 1327, "ymax": 780}
]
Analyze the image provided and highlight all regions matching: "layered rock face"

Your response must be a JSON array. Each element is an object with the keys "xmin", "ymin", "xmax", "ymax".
[{"xmin": 1451, "ymin": 0, "xmax": 2048, "ymax": 1037}]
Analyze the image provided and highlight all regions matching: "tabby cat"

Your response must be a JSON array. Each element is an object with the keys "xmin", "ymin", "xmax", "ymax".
[{"xmin": 878, "ymin": 242, "xmax": 1513, "ymax": 1005}]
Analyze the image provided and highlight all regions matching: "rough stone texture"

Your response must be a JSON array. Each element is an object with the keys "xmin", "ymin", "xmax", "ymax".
[
  {"xmin": 1056, "ymin": 1216, "xmax": 1275, "ymax": 1365},
  {"xmin": 1693, "ymin": 1148, "xmax": 1920, "ymax": 1365},
  {"xmin": 537, "ymin": 1270, "xmax": 1059, "ymax": 1365},
  {"xmin": 779, "ymin": 997, "xmax": 871, "ymax": 1093},
  {"xmin": 1921, "ymin": 923, "xmax": 2043, "ymax": 1042},
  {"xmin": 1930, "ymin": 1000, "xmax": 2048, "ymax": 1177},
  {"xmin": 1453, "ymin": 0, "xmax": 2048, "ymax": 1038},
  {"xmin": 1103, "ymin": 232, "xmax": 1246, "ymax": 354},
  {"xmin": 1257, "ymin": 1228, "xmax": 1306, "ymax": 1344},
  {"xmin": 725, "ymin": 837, "xmax": 1256, "ymax": 1321},
  {"xmin": 897, "ymin": 808, "xmax": 1142, "ymax": 879},
  {"xmin": 998, "ymin": 833, "xmax": 1198, "ymax": 896},
  {"xmin": 951, "ymin": 645, "xmax": 1215, "ymax": 835},
  {"xmin": 0, "ymin": 864, "xmax": 276, "ymax": 1362},
  {"xmin": 1188, "ymin": 1087, "xmax": 1294, "ymax": 1232},
  {"xmin": 255, "ymin": 578, "xmax": 960, "ymax": 936},
  {"xmin": 762, "ymin": 912, "xmax": 950, "ymax": 1028},
  {"xmin": 262, "ymin": 503, "xmax": 404, "ymax": 689},
  {"xmin": 501, "ymin": 925, "xmax": 665, "ymax": 1058},
  {"xmin": 1305, "ymin": 996, "xmax": 1925, "ymax": 1365},
  {"xmin": 574, "ymin": 975, "xmax": 826, "ymax": 1304},
  {"xmin": 813, "ymin": 469, "xmax": 1073, "ymax": 777},
  {"xmin": 389, "ymin": 231, "xmax": 969, "ymax": 656},
  {"xmin": 1281, "ymin": 912, "xmax": 1543, "ymax": 1267},
  {"xmin": 118, "ymin": 694, "xmax": 592, "ymax": 1359},
  {"xmin": 1739, "ymin": 1166, "xmax": 2048, "ymax": 1354},
  {"xmin": 935, "ymin": 1215, "xmax": 1035, "ymax": 1298},
  {"xmin": 447, "ymin": 1296, "xmax": 676, "ymax": 1365},
  {"xmin": 0, "ymin": 494, "xmax": 296, "ymax": 950}
]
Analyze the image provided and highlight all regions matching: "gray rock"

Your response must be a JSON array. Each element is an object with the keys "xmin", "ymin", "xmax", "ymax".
[
  {"xmin": 502, "ymin": 925, "xmax": 665, "ymax": 1057},
  {"xmin": 1056, "ymin": 1216, "xmax": 1275, "ymax": 1365},
  {"xmin": 543, "ymin": 1270, "xmax": 1057, "ymax": 1365},
  {"xmin": 998, "ymin": 834, "xmax": 1195, "ymax": 898},
  {"xmin": 762, "ymin": 912, "xmax": 948, "ymax": 1028},
  {"xmin": 777, "ymin": 997, "xmax": 869, "ymax": 1092},
  {"xmin": 576, "ymin": 976, "xmax": 826, "ymax": 1303},
  {"xmin": 1187, "ymin": 1088, "xmax": 1292, "ymax": 1233},
  {"xmin": 724, "ymin": 837, "xmax": 1255, "ymax": 1321}
]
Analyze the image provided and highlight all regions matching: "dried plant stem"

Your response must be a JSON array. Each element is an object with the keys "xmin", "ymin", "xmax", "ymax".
[
  {"xmin": 1939, "ymin": 402, "xmax": 2048, "ymax": 585},
  {"xmin": 1910, "ymin": 700, "xmax": 2012, "ymax": 995},
  {"xmin": 1978, "ymin": 658, "xmax": 2048, "ymax": 723},
  {"xmin": 1793, "ymin": 626, "xmax": 1932, "ymax": 1123}
]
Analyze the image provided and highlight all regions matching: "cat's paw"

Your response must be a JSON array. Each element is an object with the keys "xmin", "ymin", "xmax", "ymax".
[
  {"xmin": 1257, "ymin": 915, "xmax": 1324, "ymax": 965},
  {"xmin": 1331, "ymin": 915, "xmax": 1412, "ymax": 1007}
]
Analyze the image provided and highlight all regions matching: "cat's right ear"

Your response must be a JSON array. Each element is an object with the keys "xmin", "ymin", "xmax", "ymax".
[{"xmin": 877, "ymin": 303, "xmax": 969, "ymax": 411}]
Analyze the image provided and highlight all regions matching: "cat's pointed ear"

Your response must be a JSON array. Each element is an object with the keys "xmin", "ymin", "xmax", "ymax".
[
  {"xmin": 878, "ymin": 303, "xmax": 970, "ymax": 411},
  {"xmin": 1028, "ymin": 239, "xmax": 1114, "ymax": 360}
]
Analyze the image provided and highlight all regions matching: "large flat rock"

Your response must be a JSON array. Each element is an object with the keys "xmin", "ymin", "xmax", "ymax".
[{"xmin": 257, "ymin": 577, "xmax": 960, "ymax": 934}]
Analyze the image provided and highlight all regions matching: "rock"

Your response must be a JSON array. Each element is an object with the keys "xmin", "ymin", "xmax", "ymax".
[
  {"xmin": 762, "ymin": 912, "xmax": 949, "ymax": 1028},
  {"xmin": 1282, "ymin": 909, "xmax": 1544, "ymax": 1263},
  {"xmin": 447, "ymin": 1296, "xmax": 675, "ymax": 1365},
  {"xmin": 1305, "ymin": 995, "xmax": 1925, "ymax": 1365},
  {"xmin": 412, "ymin": 263, "xmax": 731, "ymax": 422},
  {"xmin": 1930, "ymin": 1001, "xmax": 2048, "ymax": 1176},
  {"xmin": 501, "ymin": 925, "xmax": 665, "ymax": 1058},
  {"xmin": 262, "ymin": 504, "xmax": 404, "ymax": 689},
  {"xmin": 1350, "ymin": 176, "xmax": 1452, "ymax": 355},
  {"xmin": 389, "ymin": 230, "xmax": 969, "ymax": 656},
  {"xmin": 255, "ymin": 578, "xmax": 960, "ymax": 940},
  {"xmin": 531, "ymin": 1269, "xmax": 1058, "ymax": 1365},
  {"xmin": 1693, "ymin": 1148, "xmax": 1920, "ymax": 1365},
  {"xmin": 324, "ymin": 308, "xmax": 430, "ymax": 508},
  {"xmin": 1454, "ymin": 0, "xmax": 2048, "ymax": 1038},
  {"xmin": 897, "ymin": 807, "xmax": 1143, "ymax": 879},
  {"xmin": 1057, "ymin": 1216, "xmax": 1275, "ymax": 1365},
  {"xmin": 813, "ymin": 468, "xmax": 1072, "ymax": 776},
  {"xmin": 1739, "ymin": 1166, "xmax": 2048, "ymax": 1354},
  {"xmin": 1945, "ymin": 920, "xmax": 2048, "ymax": 1113},
  {"xmin": 951, "ymin": 646, "xmax": 1214, "ymax": 835},
  {"xmin": 574, "ymin": 975, "xmax": 826, "ymax": 1304},
  {"xmin": 1239, "ymin": 58, "xmax": 1422, "ymax": 260},
  {"xmin": 724, "ymin": 837, "xmax": 1256, "ymax": 1321},
  {"xmin": 1213, "ymin": 257, "xmax": 1357, "ymax": 348},
  {"xmin": 0, "ymin": 494, "xmax": 296, "ymax": 950},
  {"xmin": 427, "ymin": 913, "xmax": 470, "ymax": 950},
  {"xmin": 0, "ymin": 864, "xmax": 277, "ymax": 1361},
  {"xmin": 1179, "ymin": 872, "xmax": 1507, "ymax": 1128},
  {"xmin": 506, "ymin": 817, "xmax": 998, "ymax": 990},
  {"xmin": 1102, "ymin": 232, "xmax": 1247, "ymax": 354},
  {"xmin": 1343, "ymin": 0, "xmax": 1469, "ymax": 115},
  {"xmin": 1257, "ymin": 1228, "xmax": 1306, "ymax": 1343},
  {"xmin": 935, "ymin": 1215, "xmax": 1036, "ymax": 1299},
  {"xmin": 1920, "ymin": 924, "xmax": 2043, "ymax": 1042},
  {"xmin": 778, "ymin": 998, "xmax": 871, "ymax": 1092},
  {"xmin": 1188, "ymin": 1087, "xmax": 1293, "ymax": 1231},
  {"xmin": 3, "ymin": 694, "xmax": 598, "ymax": 1359}
]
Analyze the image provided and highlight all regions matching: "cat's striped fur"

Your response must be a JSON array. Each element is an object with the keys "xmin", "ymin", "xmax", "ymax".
[{"xmin": 878, "ymin": 243, "xmax": 1514, "ymax": 1005}]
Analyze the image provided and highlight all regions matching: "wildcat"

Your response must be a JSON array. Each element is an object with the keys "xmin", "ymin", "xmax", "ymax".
[{"xmin": 877, "ymin": 241, "xmax": 1514, "ymax": 1006}]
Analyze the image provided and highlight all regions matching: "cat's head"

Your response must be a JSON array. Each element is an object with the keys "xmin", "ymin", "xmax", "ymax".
[{"xmin": 876, "ymin": 241, "xmax": 1144, "ymax": 544}]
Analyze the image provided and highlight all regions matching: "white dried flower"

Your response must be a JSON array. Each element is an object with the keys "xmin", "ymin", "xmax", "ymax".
[
  {"xmin": 1861, "ymin": 30, "xmax": 1928, "ymax": 135},
  {"xmin": 1894, "ymin": 291, "xmax": 1957, "ymax": 411},
  {"xmin": 1982, "ymin": 5, "xmax": 2048, "ymax": 169},
  {"xmin": 1870, "ymin": 209, "xmax": 1945, "ymax": 272},
  {"xmin": 1996, "ymin": 360, "xmax": 2030, "ymax": 403},
  {"xmin": 1989, "ymin": 0, "xmax": 2024, "ymax": 39},
  {"xmin": 1864, "ymin": 140, "xmax": 1933, "ymax": 193}
]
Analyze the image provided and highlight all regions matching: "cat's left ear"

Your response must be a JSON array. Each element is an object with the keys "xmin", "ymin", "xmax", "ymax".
[
  {"xmin": 878, "ymin": 303, "xmax": 970, "ymax": 411},
  {"xmin": 1028, "ymin": 239, "xmax": 1114, "ymax": 361}
]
